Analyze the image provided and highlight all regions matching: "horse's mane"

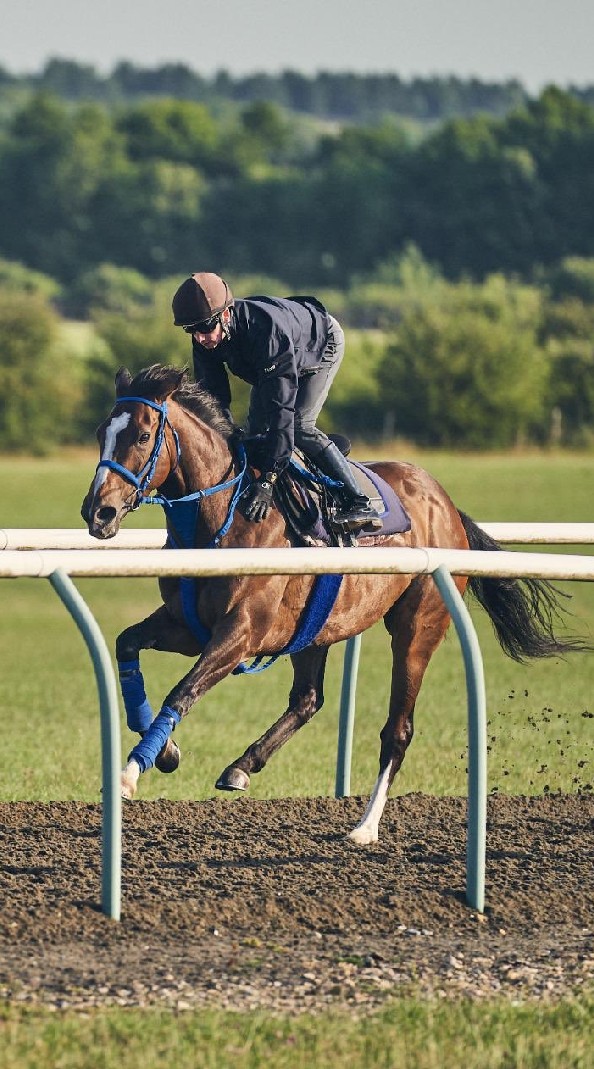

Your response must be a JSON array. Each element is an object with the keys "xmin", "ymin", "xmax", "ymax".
[{"xmin": 126, "ymin": 364, "xmax": 235, "ymax": 441}]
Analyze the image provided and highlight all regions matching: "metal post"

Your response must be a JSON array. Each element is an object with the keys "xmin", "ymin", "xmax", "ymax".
[
  {"xmin": 335, "ymin": 634, "xmax": 362, "ymax": 797},
  {"xmin": 49, "ymin": 569, "xmax": 122, "ymax": 921},
  {"xmin": 432, "ymin": 565, "xmax": 487, "ymax": 913}
]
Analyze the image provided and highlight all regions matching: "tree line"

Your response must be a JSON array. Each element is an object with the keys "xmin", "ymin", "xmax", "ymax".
[
  {"xmin": 1, "ymin": 85, "xmax": 594, "ymax": 290},
  {"xmin": 0, "ymin": 80, "xmax": 592, "ymax": 454},
  {"xmin": 0, "ymin": 59, "xmax": 533, "ymax": 121}
]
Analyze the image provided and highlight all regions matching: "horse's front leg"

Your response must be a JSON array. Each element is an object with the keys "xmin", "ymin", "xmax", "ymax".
[
  {"xmin": 116, "ymin": 605, "xmax": 201, "ymax": 794},
  {"xmin": 122, "ymin": 609, "xmax": 262, "ymax": 799},
  {"xmin": 216, "ymin": 646, "xmax": 329, "ymax": 792}
]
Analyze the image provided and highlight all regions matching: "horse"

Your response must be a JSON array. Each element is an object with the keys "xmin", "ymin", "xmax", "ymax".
[{"xmin": 81, "ymin": 363, "xmax": 585, "ymax": 844}]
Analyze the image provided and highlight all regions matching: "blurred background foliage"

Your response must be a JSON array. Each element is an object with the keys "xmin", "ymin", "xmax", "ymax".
[{"xmin": 0, "ymin": 67, "xmax": 593, "ymax": 453}]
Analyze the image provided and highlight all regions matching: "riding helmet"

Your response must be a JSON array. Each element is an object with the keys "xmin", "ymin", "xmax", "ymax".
[{"xmin": 172, "ymin": 272, "xmax": 234, "ymax": 326}]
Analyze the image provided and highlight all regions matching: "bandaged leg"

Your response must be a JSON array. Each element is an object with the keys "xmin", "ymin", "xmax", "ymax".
[{"xmin": 118, "ymin": 658, "xmax": 154, "ymax": 733}]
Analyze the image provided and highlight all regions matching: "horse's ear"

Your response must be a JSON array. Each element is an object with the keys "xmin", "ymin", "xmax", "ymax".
[
  {"xmin": 159, "ymin": 365, "xmax": 188, "ymax": 400},
  {"xmin": 115, "ymin": 367, "xmax": 132, "ymax": 396},
  {"xmin": 173, "ymin": 367, "xmax": 189, "ymax": 392}
]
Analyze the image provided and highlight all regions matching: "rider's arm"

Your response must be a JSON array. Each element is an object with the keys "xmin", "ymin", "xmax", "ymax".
[{"xmin": 254, "ymin": 337, "xmax": 299, "ymax": 474}]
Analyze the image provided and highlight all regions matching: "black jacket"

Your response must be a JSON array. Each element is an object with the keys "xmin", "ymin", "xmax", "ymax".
[{"xmin": 192, "ymin": 295, "xmax": 331, "ymax": 472}]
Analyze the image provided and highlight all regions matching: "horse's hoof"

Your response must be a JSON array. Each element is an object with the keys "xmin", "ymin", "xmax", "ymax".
[
  {"xmin": 155, "ymin": 737, "xmax": 180, "ymax": 774},
  {"xmin": 347, "ymin": 824, "xmax": 379, "ymax": 846},
  {"xmin": 215, "ymin": 766, "xmax": 250, "ymax": 792},
  {"xmin": 121, "ymin": 777, "xmax": 137, "ymax": 801},
  {"xmin": 121, "ymin": 759, "xmax": 140, "ymax": 800}
]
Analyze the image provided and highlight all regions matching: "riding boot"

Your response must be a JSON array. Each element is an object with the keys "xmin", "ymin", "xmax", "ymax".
[{"xmin": 313, "ymin": 441, "xmax": 383, "ymax": 531}]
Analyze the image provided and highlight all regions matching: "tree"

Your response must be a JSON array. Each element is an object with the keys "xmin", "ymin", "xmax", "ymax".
[
  {"xmin": 377, "ymin": 276, "xmax": 549, "ymax": 448},
  {"xmin": 0, "ymin": 292, "xmax": 83, "ymax": 452},
  {"xmin": 0, "ymin": 93, "xmax": 126, "ymax": 281},
  {"xmin": 540, "ymin": 289, "xmax": 594, "ymax": 442},
  {"xmin": 115, "ymin": 99, "xmax": 219, "ymax": 171}
]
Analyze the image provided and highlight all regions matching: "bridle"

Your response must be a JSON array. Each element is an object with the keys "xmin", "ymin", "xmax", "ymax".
[
  {"xmin": 96, "ymin": 396, "xmax": 181, "ymax": 509},
  {"xmin": 95, "ymin": 394, "xmax": 248, "ymax": 546}
]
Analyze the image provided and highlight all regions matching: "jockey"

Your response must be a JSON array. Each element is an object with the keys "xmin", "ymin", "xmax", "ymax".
[{"xmin": 172, "ymin": 272, "xmax": 382, "ymax": 531}]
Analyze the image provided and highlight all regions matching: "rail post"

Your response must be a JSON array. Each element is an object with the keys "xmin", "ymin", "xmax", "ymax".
[
  {"xmin": 49, "ymin": 568, "xmax": 122, "ymax": 921},
  {"xmin": 335, "ymin": 634, "xmax": 362, "ymax": 797},
  {"xmin": 432, "ymin": 565, "xmax": 487, "ymax": 913}
]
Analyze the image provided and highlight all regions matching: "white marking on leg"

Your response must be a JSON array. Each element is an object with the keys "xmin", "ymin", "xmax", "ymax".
[
  {"xmin": 348, "ymin": 764, "xmax": 392, "ymax": 845},
  {"xmin": 92, "ymin": 411, "xmax": 131, "ymax": 497},
  {"xmin": 121, "ymin": 758, "xmax": 140, "ymax": 800}
]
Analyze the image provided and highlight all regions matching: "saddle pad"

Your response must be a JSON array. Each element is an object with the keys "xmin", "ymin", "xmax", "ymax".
[{"xmin": 349, "ymin": 461, "xmax": 411, "ymax": 537}]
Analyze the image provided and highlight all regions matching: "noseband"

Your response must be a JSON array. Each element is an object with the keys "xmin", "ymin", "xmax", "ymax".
[{"xmin": 96, "ymin": 395, "xmax": 181, "ymax": 508}]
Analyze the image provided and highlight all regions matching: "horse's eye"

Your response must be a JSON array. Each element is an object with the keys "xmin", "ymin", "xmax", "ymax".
[{"xmin": 139, "ymin": 432, "xmax": 151, "ymax": 445}]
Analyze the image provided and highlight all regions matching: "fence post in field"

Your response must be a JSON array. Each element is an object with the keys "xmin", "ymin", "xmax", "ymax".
[{"xmin": 335, "ymin": 634, "xmax": 362, "ymax": 798}]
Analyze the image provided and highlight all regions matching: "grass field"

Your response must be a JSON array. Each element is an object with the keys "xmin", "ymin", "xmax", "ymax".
[
  {"xmin": 1, "ymin": 995, "xmax": 593, "ymax": 1069},
  {"xmin": 1, "ymin": 449, "xmax": 592, "ymax": 803},
  {"xmin": 1, "ymin": 447, "xmax": 593, "ymax": 1068}
]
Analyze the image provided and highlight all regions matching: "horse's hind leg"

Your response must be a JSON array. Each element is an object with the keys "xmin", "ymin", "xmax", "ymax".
[
  {"xmin": 116, "ymin": 605, "xmax": 200, "ymax": 781},
  {"xmin": 216, "ymin": 646, "xmax": 329, "ymax": 791},
  {"xmin": 349, "ymin": 576, "xmax": 458, "ymax": 845}
]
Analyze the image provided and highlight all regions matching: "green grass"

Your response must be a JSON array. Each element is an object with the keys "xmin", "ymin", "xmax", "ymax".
[
  {"xmin": 1, "ymin": 449, "xmax": 593, "ymax": 802},
  {"xmin": 1, "ymin": 995, "xmax": 592, "ymax": 1069}
]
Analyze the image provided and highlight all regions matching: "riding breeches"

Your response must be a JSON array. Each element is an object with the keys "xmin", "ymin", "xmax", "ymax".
[{"xmin": 246, "ymin": 315, "xmax": 346, "ymax": 461}]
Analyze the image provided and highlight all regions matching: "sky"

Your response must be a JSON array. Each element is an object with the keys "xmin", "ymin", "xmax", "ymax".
[{"xmin": 2, "ymin": 0, "xmax": 594, "ymax": 92}]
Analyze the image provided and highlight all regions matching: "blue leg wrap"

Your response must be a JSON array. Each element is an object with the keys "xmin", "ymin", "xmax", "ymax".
[
  {"xmin": 128, "ymin": 706, "xmax": 182, "ymax": 774},
  {"xmin": 118, "ymin": 658, "xmax": 154, "ymax": 733}
]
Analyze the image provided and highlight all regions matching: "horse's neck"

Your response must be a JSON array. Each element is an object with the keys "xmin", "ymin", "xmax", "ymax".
[{"xmin": 163, "ymin": 409, "xmax": 237, "ymax": 531}]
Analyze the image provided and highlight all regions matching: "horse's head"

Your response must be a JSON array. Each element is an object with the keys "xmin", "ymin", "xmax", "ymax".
[{"xmin": 82, "ymin": 364, "xmax": 187, "ymax": 539}]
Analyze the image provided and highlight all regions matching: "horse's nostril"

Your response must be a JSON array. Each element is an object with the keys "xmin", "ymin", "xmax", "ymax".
[{"xmin": 96, "ymin": 506, "xmax": 117, "ymax": 524}]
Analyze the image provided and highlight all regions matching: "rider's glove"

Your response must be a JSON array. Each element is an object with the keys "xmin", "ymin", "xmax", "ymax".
[{"xmin": 241, "ymin": 473, "xmax": 277, "ymax": 523}]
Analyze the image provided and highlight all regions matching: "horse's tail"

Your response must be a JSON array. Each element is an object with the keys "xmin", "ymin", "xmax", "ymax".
[{"xmin": 458, "ymin": 510, "xmax": 591, "ymax": 663}]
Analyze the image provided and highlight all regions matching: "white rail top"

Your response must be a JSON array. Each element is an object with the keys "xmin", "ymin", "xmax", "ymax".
[{"xmin": 0, "ymin": 545, "xmax": 593, "ymax": 581}]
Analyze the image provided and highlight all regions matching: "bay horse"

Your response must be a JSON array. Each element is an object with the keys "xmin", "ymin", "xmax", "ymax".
[{"xmin": 82, "ymin": 364, "xmax": 583, "ymax": 844}]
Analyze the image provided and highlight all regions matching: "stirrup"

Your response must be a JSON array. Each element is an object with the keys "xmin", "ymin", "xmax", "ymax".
[{"xmin": 332, "ymin": 502, "xmax": 383, "ymax": 532}]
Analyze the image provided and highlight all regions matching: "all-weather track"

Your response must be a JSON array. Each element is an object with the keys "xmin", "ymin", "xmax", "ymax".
[{"xmin": 0, "ymin": 792, "xmax": 592, "ymax": 1012}]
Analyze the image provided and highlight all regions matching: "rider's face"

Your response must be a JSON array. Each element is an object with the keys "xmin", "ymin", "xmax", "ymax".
[{"xmin": 193, "ymin": 321, "xmax": 224, "ymax": 348}]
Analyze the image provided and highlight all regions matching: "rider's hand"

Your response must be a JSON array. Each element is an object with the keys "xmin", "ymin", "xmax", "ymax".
[{"xmin": 241, "ymin": 475, "xmax": 276, "ymax": 522}]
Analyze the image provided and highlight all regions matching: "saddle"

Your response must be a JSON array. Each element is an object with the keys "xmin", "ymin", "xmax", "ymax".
[{"xmin": 246, "ymin": 436, "xmax": 411, "ymax": 548}]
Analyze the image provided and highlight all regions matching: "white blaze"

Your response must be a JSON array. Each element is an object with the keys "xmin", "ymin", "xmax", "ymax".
[{"xmin": 92, "ymin": 411, "xmax": 131, "ymax": 497}]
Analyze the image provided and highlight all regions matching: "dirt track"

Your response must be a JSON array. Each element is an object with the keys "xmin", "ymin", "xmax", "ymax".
[{"xmin": 0, "ymin": 793, "xmax": 592, "ymax": 1013}]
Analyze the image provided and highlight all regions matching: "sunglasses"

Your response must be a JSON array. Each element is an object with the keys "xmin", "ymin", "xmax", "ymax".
[{"xmin": 182, "ymin": 315, "xmax": 220, "ymax": 334}]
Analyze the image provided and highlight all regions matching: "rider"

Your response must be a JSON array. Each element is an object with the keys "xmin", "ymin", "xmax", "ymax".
[{"xmin": 171, "ymin": 272, "xmax": 383, "ymax": 531}]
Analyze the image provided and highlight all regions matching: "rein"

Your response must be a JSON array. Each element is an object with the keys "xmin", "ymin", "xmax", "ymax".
[{"xmin": 96, "ymin": 394, "xmax": 248, "ymax": 548}]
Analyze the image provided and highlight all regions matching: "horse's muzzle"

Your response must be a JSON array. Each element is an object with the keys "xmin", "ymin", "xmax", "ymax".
[{"xmin": 85, "ymin": 502, "xmax": 121, "ymax": 539}]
